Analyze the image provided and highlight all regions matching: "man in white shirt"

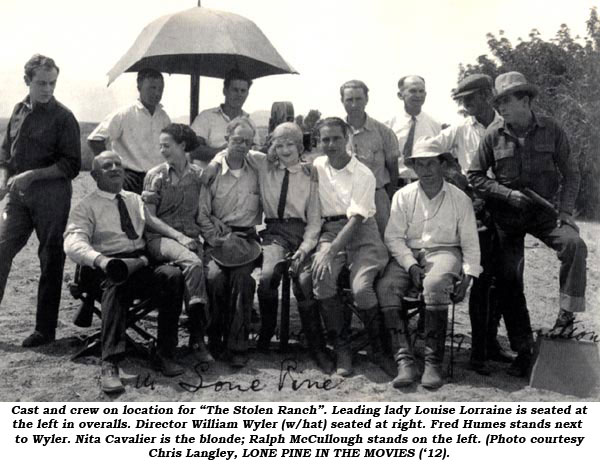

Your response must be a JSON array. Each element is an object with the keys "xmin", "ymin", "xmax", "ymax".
[
  {"xmin": 376, "ymin": 140, "xmax": 481, "ymax": 389},
  {"xmin": 386, "ymin": 75, "xmax": 441, "ymax": 184},
  {"xmin": 190, "ymin": 69, "xmax": 256, "ymax": 167},
  {"xmin": 429, "ymin": 74, "xmax": 512, "ymax": 373},
  {"xmin": 64, "ymin": 152, "xmax": 191, "ymax": 394},
  {"xmin": 88, "ymin": 69, "xmax": 170, "ymax": 194},
  {"xmin": 311, "ymin": 117, "xmax": 391, "ymax": 378}
]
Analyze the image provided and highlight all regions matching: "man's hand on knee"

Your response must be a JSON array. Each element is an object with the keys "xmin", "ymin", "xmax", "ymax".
[{"xmin": 408, "ymin": 264, "xmax": 424, "ymax": 290}]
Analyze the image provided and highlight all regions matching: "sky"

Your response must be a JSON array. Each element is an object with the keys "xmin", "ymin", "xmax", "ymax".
[{"xmin": 1, "ymin": 0, "xmax": 597, "ymax": 125}]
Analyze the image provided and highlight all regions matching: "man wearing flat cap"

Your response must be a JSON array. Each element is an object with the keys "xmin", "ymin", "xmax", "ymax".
[
  {"xmin": 468, "ymin": 71, "xmax": 587, "ymax": 378},
  {"xmin": 430, "ymin": 73, "xmax": 512, "ymax": 374},
  {"xmin": 377, "ymin": 140, "xmax": 481, "ymax": 389}
]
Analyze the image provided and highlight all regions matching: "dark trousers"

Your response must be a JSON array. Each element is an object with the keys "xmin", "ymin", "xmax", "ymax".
[
  {"xmin": 123, "ymin": 169, "xmax": 146, "ymax": 195},
  {"xmin": 494, "ymin": 208, "xmax": 587, "ymax": 352},
  {"xmin": 0, "ymin": 180, "xmax": 71, "ymax": 336},
  {"xmin": 93, "ymin": 264, "xmax": 184, "ymax": 362},
  {"xmin": 206, "ymin": 258, "xmax": 256, "ymax": 354}
]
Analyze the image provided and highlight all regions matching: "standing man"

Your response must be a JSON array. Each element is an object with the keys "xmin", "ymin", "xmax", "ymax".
[
  {"xmin": 190, "ymin": 69, "xmax": 256, "ymax": 167},
  {"xmin": 341, "ymin": 80, "xmax": 400, "ymax": 236},
  {"xmin": 429, "ymin": 74, "xmax": 512, "ymax": 373},
  {"xmin": 0, "ymin": 54, "xmax": 81, "ymax": 347},
  {"xmin": 377, "ymin": 140, "xmax": 481, "ymax": 389},
  {"xmin": 387, "ymin": 76, "xmax": 441, "ymax": 185},
  {"xmin": 88, "ymin": 69, "xmax": 170, "ymax": 194},
  {"xmin": 197, "ymin": 117, "xmax": 262, "ymax": 368},
  {"xmin": 311, "ymin": 117, "xmax": 392, "ymax": 378},
  {"xmin": 468, "ymin": 72, "xmax": 587, "ymax": 377}
]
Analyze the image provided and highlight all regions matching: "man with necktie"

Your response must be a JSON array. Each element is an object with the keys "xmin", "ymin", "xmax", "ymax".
[
  {"xmin": 387, "ymin": 76, "xmax": 441, "ymax": 186},
  {"xmin": 64, "ymin": 151, "xmax": 190, "ymax": 394}
]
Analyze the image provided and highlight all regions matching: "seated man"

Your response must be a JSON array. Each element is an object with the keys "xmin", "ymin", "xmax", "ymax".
[
  {"xmin": 64, "ymin": 151, "xmax": 189, "ymax": 394},
  {"xmin": 207, "ymin": 123, "xmax": 331, "ymax": 372},
  {"xmin": 376, "ymin": 140, "xmax": 481, "ymax": 389},
  {"xmin": 197, "ymin": 117, "xmax": 262, "ymax": 368},
  {"xmin": 311, "ymin": 117, "xmax": 391, "ymax": 377}
]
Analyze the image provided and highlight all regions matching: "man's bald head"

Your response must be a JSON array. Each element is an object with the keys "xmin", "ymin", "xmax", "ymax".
[{"xmin": 91, "ymin": 151, "xmax": 124, "ymax": 193}]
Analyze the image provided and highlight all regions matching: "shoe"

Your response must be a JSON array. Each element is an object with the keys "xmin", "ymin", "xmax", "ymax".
[
  {"xmin": 486, "ymin": 346, "xmax": 514, "ymax": 363},
  {"xmin": 101, "ymin": 362, "xmax": 124, "ymax": 394},
  {"xmin": 469, "ymin": 359, "xmax": 492, "ymax": 376},
  {"xmin": 421, "ymin": 363, "xmax": 444, "ymax": 389},
  {"xmin": 189, "ymin": 339, "xmax": 215, "ymax": 363},
  {"xmin": 550, "ymin": 310, "xmax": 575, "ymax": 337},
  {"xmin": 335, "ymin": 345, "xmax": 353, "ymax": 377},
  {"xmin": 230, "ymin": 353, "xmax": 248, "ymax": 369},
  {"xmin": 154, "ymin": 353, "xmax": 185, "ymax": 377},
  {"xmin": 22, "ymin": 330, "xmax": 55, "ymax": 348},
  {"xmin": 506, "ymin": 351, "xmax": 532, "ymax": 378},
  {"xmin": 313, "ymin": 350, "xmax": 335, "ymax": 375},
  {"xmin": 421, "ymin": 309, "xmax": 448, "ymax": 389},
  {"xmin": 392, "ymin": 358, "xmax": 418, "ymax": 388},
  {"xmin": 255, "ymin": 336, "xmax": 271, "ymax": 352}
]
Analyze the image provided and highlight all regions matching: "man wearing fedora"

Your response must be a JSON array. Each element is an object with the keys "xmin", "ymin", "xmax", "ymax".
[
  {"xmin": 468, "ymin": 71, "xmax": 587, "ymax": 377},
  {"xmin": 64, "ymin": 151, "xmax": 190, "ymax": 393},
  {"xmin": 430, "ymin": 74, "xmax": 512, "ymax": 374},
  {"xmin": 377, "ymin": 139, "xmax": 481, "ymax": 389},
  {"xmin": 197, "ymin": 117, "xmax": 262, "ymax": 368}
]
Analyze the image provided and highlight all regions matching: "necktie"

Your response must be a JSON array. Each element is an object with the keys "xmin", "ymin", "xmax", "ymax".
[
  {"xmin": 116, "ymin": 194, "xmax": 138, "ymax": 240},
  {"xmin": 403, "ymin": 115, "xmax": 417, "ymax": 157},
  {"xmin": 277, "ymin": 168, "xmax": 290, "ymax": 219}
]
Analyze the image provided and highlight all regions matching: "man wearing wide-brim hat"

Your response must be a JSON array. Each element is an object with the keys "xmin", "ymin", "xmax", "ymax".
[
  {"xmin": 468, "ymin": 71, "xmax": 588, "ymax": 378},
  {"xmin": 376, "ymin": 139, "xmax": 481, "ymax": 389}
]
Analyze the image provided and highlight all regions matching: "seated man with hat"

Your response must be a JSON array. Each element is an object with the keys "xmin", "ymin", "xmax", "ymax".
[
  {"xmin": 64, "ymin": 151, "xmax": 189, "ymax": 394},
  {"xmin": 468, "ymin": 71, "xmax": 587, "ymax": 377},
  {"xmin": 376, "ymin": 139, "xmax": 481, "ymax": 389},
  {"xmin": 197, "ymin": 117, "xmax": 262, "ymax": 368}
]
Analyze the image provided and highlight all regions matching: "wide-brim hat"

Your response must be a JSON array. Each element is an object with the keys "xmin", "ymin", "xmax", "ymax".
[
  {"xmin": 493, "ymin": 71, "xmax": 538, "ymax": 103},
  {"xmin": 210, "ymin": 234, "xmax": 262, "ymax": 268},
  {"xmin": 405, "ymin": 139, "xmax": 445, "ymax": 166},
  {"xmin": 452, "ymin": 73, "xmax": 493, "ymax": 100}
]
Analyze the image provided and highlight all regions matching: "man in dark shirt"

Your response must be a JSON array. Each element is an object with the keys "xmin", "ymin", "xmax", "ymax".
[
  {"xmin": 468, "ymin": 72, "xmax": 587, "ymax": 377},
  {"xmin": 0, "ymin": 54, "xmax": 81, "ymax": 347}
]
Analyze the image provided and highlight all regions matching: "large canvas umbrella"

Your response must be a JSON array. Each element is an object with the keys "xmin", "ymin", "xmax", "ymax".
[{"xmin": 107, "ymin": 6, "xmax": 297, "ymax": 122}]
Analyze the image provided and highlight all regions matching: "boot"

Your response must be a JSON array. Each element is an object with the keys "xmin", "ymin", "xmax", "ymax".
[
  {"xmin": 360, "ymin": 306, "xmax": 397, "ymax": 378},
  {"xmin": 298, "ymin": 300, "xmax": 334, "ymax": 374},
  {"xmin": 257, "ymin": 296, "xmax": 278, "ymax": 351},
  {"xmin": 188, "ymin": 304, "xmax": 214, "ymax": 363},
  {"xmin": 421, "ymin": 308, "xmax": 448, "ymax": 389},
  {"xmin": 382, "ymin": 307, "xmax": 417, "ymax": 387},
  {"xmin": 319, "ymin": 297, "xmax": 353, "ymax": 377}
]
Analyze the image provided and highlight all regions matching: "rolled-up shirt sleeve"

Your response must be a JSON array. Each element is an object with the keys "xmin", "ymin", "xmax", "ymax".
[
  {"xmin": 384, "ymin": 191, "xmax": 418, "ymax": 272},
  {"xmin": 347, "ymin": 169, "xmax": 376, "ymax": 220},
  {"xmin": 63, "ymin": 204, "xmax": 101, "ymax": 267},
  {"xmin": 468, "ymin": 132, "xmax": 512, "ymax": 201},
  {"xmin": 88, "ymin": 110, "xmax": 122, "ymax": 143},
  {"xmin": 197, "ymin": 184, "xmax": 219, "ymax": 246}
]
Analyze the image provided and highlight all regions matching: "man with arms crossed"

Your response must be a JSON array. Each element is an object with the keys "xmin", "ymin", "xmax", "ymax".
[
  {"xmin": 341, "ymin": 80, "xmax": 399, "ymax": 237},
  {"xmin": 88, "ymin": 69, "xmax": 170, "ymax": 194},
  {"xmin": 0, "ymin": 54, "xmax": 81, "ymax": 347}
]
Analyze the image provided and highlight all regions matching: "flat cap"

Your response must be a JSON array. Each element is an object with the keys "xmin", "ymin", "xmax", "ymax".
[{"xmin": 452, "ymin": 74, "xmax": 493, "ymax": 99}]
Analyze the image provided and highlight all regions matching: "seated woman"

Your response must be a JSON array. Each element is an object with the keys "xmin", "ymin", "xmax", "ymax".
[{"xmin": 142, "ymin": 123, "xmax": 212, "ymax": 363}]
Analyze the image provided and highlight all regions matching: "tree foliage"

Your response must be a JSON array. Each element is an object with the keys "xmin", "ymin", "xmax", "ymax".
[{"xmin": 459, "ymin": 8, "xmax": 600, "ymax": 219}]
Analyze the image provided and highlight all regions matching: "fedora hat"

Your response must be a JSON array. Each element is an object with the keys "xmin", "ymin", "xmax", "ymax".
[
  {"xmin": 493, "ymin": 71, "xmax": 538, "ymax": 102},
  {"xmin": 210, "ymin": 233, "xmax": 262, "ymax": 268},
  {"xmin": 452, "ymin": 73, "xmax": 493, "ymax": 100}
]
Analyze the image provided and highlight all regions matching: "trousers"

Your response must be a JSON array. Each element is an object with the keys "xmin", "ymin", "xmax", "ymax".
[{"xmin": 0, "ymin": 179, "xmax": 71, "ymax": 336}]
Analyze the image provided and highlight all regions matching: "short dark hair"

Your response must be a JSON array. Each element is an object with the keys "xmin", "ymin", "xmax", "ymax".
[
  {"xmin": 24, "ymin": 54, "xmax": 59, "ymax": 80},
  {"xmin": 398, "ymin": 75, "xmax": 425, "ymax": 90},
  {"xmin": 315, "ymin": 117, "xmax": 349, "ymax": 138},
  {"xmin": 224, "ymin": 69, "xmax": 252, "ymax": 89},
  {"xmin": 136, "ymin": 69, "xmax": 163, "ymax": 87},
  {"xmin": 340, "ymin": 80, "xmax": 369, "ymax": 99},
  {"xmin": 161, "ymin": 124, "xmax": 199, "ymax": 152}
]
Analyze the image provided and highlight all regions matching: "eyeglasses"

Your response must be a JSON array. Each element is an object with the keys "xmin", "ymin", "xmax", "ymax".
[{"xmin": 228, "ymin": 137, "xmax": 253, "ymax": 146}]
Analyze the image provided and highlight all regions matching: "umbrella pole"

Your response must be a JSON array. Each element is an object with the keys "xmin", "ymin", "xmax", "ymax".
[{"xmin": 190, "ymin": 74, "xmax": 200, "ymax": 124}]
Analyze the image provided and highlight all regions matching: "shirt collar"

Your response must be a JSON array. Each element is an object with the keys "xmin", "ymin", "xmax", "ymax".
[
  {"xmin": 326, "ymin": 154, "xmax": 357, "ymax": 174},
  {"xmin": 468, "ymin": 110, "xmax": 503, "ymax": 128},
  {"xmin": 22, "ymin": 95, "xmax": 56, "ymax": 112},
  {"xmin": 217, "ymin": 104, "xmax": 249, "ymax": 121},
  {"xmin": 166, "ymin": 161, "xmax": 191, "ymax": 177},
  {"xmin": 500, "ymin": 111, "xmax": 543, "ymax": 137},
  {"xmin": 135, "ymin": 99, "xmax": 163, "ymax": 113},
  {"xmin": 277, "ymin": 161, "xmax": 302, "ymax": 173},
  {"xmin": 417, "ymin": 179, "xmax": 448, "ymax": 200},
  {"xmin": 346, "ymin": 113, "xmax": 374, "ymax": 133},
  {"xmin": 95, "ymin": 188, "xmax": 122, "ymax": 200},
  {"xmin": 403, "ymin": 109, "xmax": 421, "ymax": 121},
  {"xmin": 221, "ymin": 153, "xmax": 248, "ymax": 175}
]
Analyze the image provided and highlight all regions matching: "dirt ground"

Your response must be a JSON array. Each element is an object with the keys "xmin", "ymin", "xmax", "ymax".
[{"xmin": 0, "ymin": 173, "xmax": 598, "ymax": 402}]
